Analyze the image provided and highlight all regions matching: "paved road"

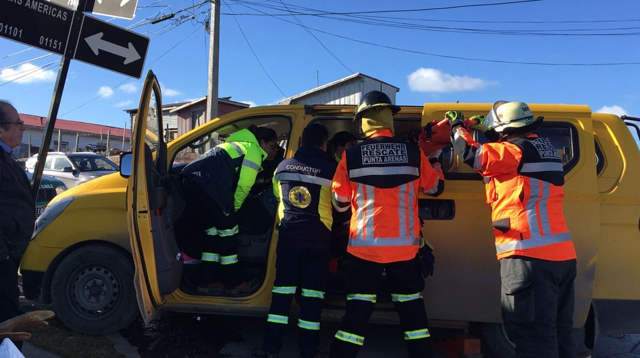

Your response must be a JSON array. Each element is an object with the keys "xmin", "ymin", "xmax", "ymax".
[{"xmin": 120, "ymin": 313, "xmax": 640, "ymax": 358}]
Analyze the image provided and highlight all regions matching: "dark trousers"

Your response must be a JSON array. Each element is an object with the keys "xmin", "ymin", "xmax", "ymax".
[
  {"xmin": 263, "ymin": 231, "xmax": 330, "ymax": 358},
  {"xmin": 183, "ymin": 179, "xmax": 242, "ymax": 287},
  {"xmin": 500, "ymin": 257, "xmax": 577, "ymax": 358},
  {"xmin": 0, "ymin": 258, "xmax": 22, "ymax": 350},
  {"xmin": 330, "ymin": 254, "xmax": 432, "ymax": 358}
]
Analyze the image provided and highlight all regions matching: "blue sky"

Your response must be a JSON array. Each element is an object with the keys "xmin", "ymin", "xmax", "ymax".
[{"xmin": 1, "ymin": 0, "xmax": 639, "ymax": 128}]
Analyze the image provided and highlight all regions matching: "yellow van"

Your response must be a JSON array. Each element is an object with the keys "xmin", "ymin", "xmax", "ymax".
[{"xmin": 21, "ymin": 72, "xmax": 640, "ymax": 357}]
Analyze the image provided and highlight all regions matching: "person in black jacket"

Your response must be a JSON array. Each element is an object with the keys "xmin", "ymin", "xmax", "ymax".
[{"xmin": 0, "ymin": 100, "xmax": 35, "ymax": 350}]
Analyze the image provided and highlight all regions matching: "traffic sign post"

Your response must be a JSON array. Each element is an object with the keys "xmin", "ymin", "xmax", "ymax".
[
  {"xmin": 73, "ymin": 15, "xmax": 149, "ymax": 78},
  {"xmin": 0, "ymin": 0, "xmax": 75, "ymax": 55}
]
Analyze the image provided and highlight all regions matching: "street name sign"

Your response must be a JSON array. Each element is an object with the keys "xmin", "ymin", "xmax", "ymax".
[
  {"xmin": 0, "ymin": 0, "xmax": 75, "ymax": 55},
  {"xmin": 73, "ymin": 14, "xmax": 149, "ymax": 78},
  {"xmin": 45, "ymin": 0, "xmax": 139, "ymax": 20}
]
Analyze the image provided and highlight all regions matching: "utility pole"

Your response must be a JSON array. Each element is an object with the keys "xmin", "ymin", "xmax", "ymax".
[{"xmin": 206, "ymin": 0, "xmax": 220, "ymax": 122}]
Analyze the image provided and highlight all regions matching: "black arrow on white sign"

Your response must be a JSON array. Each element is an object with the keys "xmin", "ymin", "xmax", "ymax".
[{"xmin": 85, "ymin": 32, "xmax": 141, "ymax": 64}]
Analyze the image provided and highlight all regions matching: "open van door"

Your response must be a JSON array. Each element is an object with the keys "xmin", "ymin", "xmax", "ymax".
[{"xmin": 125, "ymin": 71, "xmax": 183, "ymax": 323}]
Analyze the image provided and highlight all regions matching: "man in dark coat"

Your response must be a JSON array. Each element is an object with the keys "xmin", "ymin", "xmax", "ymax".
[{"xmin": 0, "ymin": 100, "xmax": 35, "ymax": 350}]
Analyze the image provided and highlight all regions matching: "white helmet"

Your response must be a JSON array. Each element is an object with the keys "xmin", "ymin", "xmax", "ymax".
[{"xmin": 482, "ymin": 101, "xmax": 543, "ymax": 135}]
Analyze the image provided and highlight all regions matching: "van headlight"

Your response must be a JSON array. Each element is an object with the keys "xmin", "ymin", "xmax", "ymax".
[
  {"xmin": 55, "ymin": 185, "xmax": 68, "ymax": 195},
  {"xmin": 32, "ymin": 197, "xmax": 74, "ymax": 240}
]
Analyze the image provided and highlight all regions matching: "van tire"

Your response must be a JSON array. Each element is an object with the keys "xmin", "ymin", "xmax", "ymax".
[
  {"xmin": 51, "ymin": 244, "xmax": 139, "ymax": 335},
  {"xmin": 482, "ymin": 323, "xmax": 589, "ymax": 358}
]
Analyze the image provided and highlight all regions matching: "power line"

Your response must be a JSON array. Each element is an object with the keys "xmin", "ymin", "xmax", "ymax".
[
  {"xmin": 0, "ymin": 54, "xmax": 54, "ymax": 72},
  {"xmin": 0, "ymin": 61, "xmax": 59, "ymax": 87},
  {"xmin": 225, "ymin": 0, "xmax": 543, "ymax": 16},
  {"xmin": 223, "ymin": 1, "xmax": 286, "ymax": 97},
  {"xmin": 237, "ymin": 2, "xmax": 640, "ymax": 66},
  {"xmin": 0, "ymin": 47, "xmax": 33, "ymax": 60},
  {"xmin": 276, "ymin": 0, "xmax": 354, "ymax": 74},
  {"xmin": 229, "ymin": 0, "xmax": 640, "ymax": 37}
]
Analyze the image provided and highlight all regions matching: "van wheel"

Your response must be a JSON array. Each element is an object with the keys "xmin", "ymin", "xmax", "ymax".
[
  {"xmin": 51, "ymin": 244, "xmax": 139, "ymax": 335},
  {"xmin": 482, "ymin": 323, "xmax": 515, "ymax": 358}
]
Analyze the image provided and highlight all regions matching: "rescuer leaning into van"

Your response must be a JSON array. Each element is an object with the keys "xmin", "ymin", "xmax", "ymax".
[
  {"xmin": 180, "ymin": 125, "xmax": 279, "ymax": 295},
  {"xmin": 447, "ymin": 103, "xmax": 577, "ymax": 358}
]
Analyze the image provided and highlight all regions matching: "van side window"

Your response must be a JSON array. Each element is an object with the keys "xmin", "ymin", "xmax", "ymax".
[{"xmin": 595, "ymin": 138, "xmax": 605, "ymax": 175}]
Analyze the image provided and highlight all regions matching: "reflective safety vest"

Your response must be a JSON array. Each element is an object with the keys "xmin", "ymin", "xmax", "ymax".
[
  {"xmin": 332, "ymin": 129, "xmax": 443, "ymax": 264},
  {"xmin": 452, "ymin": 129, "xmax": 576, "ymax": 261},
  {"xmin": 273, "ymin": 146, "xmax": 336, "ymax": 233},
  {"xmin": 182, "ymin": 128, "xmax": 267, "ymax": 213}
]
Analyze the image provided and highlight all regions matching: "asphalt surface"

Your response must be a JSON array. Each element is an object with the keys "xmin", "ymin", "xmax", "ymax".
[{"xmin": 16, "ymin": 300, "xmax": 640, "ymax": 357}]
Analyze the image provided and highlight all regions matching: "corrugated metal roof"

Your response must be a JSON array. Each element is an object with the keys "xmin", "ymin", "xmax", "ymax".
[
  {"xmin": 279, "ymin": 73, "xmax": 399, "ymax": 105},
  {"xmin": 20, "ymin": 114, "xmax": 131, "ymax": 138}
]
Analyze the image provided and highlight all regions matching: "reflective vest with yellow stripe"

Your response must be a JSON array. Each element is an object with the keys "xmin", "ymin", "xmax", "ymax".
[
  {"xmin": 452, "ymin": 129, "xmax": 576, "ymax": 261},
  {"xmin": 332, "ymin": 129, "xmax": 443, "ymax": 264}
]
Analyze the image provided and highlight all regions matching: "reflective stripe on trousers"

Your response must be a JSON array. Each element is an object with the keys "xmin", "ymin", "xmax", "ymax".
[
  {"xmin": 267, "ymin": 314, "xmax": 288, "ymax": 325},
  {"xmin": 272, "ymin": 286, "xmax": 296, "ymax": 294},
  {"xmin": 347, "ymin": 294, "xmax": 377, "ymax": 303},
  {"xmin": 201, "ymin": 252, "xmax": 220, "ymax": 262},
  {"xmin": 220, "ymin": 254, "xmax": 238, "ymax": 265},
  {"xmin": 301, "ymin": 288, "xmax": 325, "ymax": 299},
  {"xmin": 218, "ymin": 225, "xmax": 239, "ymax": 237},
  {"xmin": 404, "ymin": 328, "xmax": 430, "ymax": 340},
  {"xmin": 298, "ymin": 319, "xmax": 320, "ymax": 331},
  {"xmin": 335, "ymin": 330, "xmax": 365, "ymax": 346},
  {"xmin": 391, "ymin": 292, "xmax": 422, "ymax": 303}
]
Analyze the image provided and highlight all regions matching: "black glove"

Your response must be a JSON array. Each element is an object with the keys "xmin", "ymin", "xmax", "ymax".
[
  {"xmin": 418, "ymin": 245, "xmax": 435, "ymax": 278},
  {"xmin": 445, "ymin": 110, "xmax": 466, "ymax": 132}
]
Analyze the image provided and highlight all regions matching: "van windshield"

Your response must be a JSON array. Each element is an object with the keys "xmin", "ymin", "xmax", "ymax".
[{"xmin": 69, "ymin": 155, "xmax": 118, "ymax": 172}]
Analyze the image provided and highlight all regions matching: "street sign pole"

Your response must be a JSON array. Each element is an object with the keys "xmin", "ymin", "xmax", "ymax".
[{"xmin": 30, "ymin": 0, "xmax": 87, "ymax": 198}]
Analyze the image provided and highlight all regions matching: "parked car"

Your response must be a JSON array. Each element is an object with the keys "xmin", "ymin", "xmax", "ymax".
[
  {"xmin": 20, "ymin": 72, "xmax": 640, "ymax": 357},
  {"xmin": 24, "ymin": 172, "xmax": 67, "ymax": 217},
  {"xmin": 25, "ymin": 152, "xmax": 118, "ymax": 188}
]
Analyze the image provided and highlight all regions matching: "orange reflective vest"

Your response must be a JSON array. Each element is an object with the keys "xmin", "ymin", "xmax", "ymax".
[
  {"xmin": 452, "ymin": 128, "xmax": 576, "ymax": 261},
  {"xmin": 332, "ymin": 129, "xmax": 444, "ymax": 263}
]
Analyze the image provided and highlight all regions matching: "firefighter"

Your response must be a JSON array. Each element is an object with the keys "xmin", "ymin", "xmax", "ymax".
[
  {"xmin": 252, "ymin": 123, "xmax": 336, "ymax": 358},
  {"xmin": 181, "ymin": 125, "xmax": 279, "ymax": 295},
  {"xmin": 329, "ymin": 91, "xmax": 444, "ymax": 358},
  {"xmin": 446, "ymin": 102, "xmax": 577, "ymax": 357}
]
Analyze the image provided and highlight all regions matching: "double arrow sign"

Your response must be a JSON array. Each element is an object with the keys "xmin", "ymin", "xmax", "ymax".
[{"xmin": 0, "ymin": 0, "xmax": 149, "ymax": 78}]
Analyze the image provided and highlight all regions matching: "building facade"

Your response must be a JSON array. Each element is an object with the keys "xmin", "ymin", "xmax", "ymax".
[{"xmin": 279, "ymin": 73, "xmax": 399, "ymax": 106}]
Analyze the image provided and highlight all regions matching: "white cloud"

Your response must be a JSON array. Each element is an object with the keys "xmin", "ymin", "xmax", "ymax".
[
  {"xmin": 596, "ymin": 105, "xmax": 628, "ymax": 117},
  {"xmin": 0, "ymin": 63, "xmax": 56, "ymax": 84},
  {"xmin": 116, "ymin": 100, "xmax": 133, "ymax": 108},
  {"xmin": 120, "ymin": 83, "xmax": 138, "ymax": 93},
  {"xmin": 407, "ymin": 68, "xmax": 497, "ymax": 93},
  {"xmin": 239, "ymin": 100, "xmax": 257, "ymax": 107},
  {"xmin": 164, "ymin": 88, "xmax": 181, "ymax": 97},
  {"xmin": 98, "ymin": 86, "xmax": 115, "ymax": 98}
]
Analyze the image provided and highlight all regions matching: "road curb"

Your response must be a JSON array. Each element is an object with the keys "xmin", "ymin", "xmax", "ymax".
[{"xmin": 106, "ymin": 332, "xmax": 141, "ymax": 358}]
